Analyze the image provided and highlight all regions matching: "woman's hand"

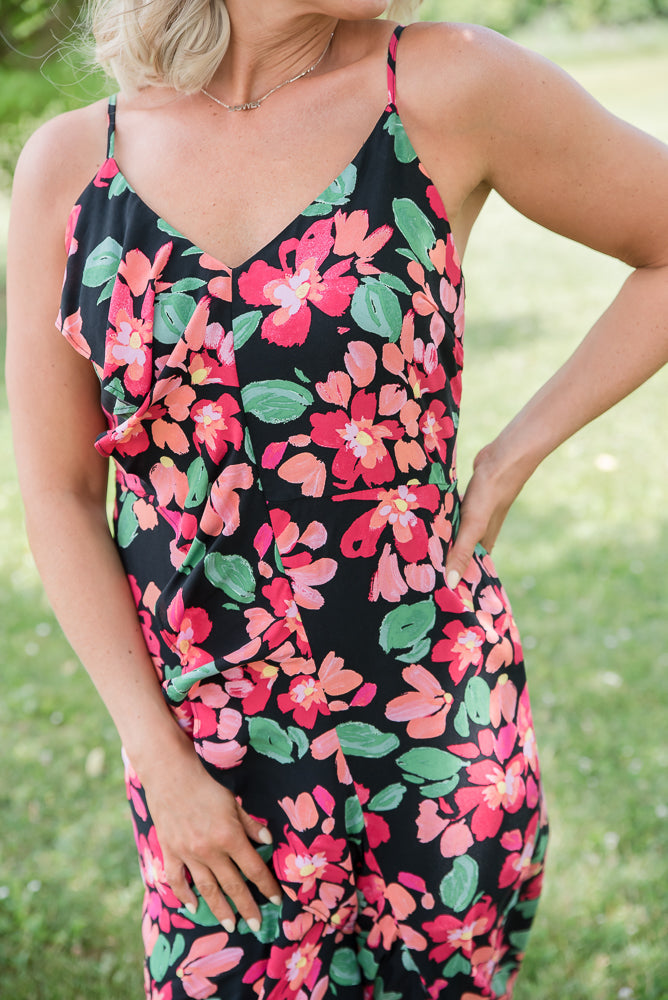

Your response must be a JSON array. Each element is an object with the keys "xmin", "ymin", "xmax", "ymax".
[
  {"xmin": 141, "ymin": 745, "xmax": 282, "ymax": 932},
  {"xmin": 444, "ymin": 441, "xmax": 532, "ymax": 589}
]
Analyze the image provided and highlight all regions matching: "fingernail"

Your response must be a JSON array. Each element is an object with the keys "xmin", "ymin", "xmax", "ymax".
[
  {"xmin": 258, "ymin": 827, "xmax": 273, "ymax": 845},
  {"xmin": 247, "ymin": 917, "xmax": 261, "ymax": 933},
  {"xmin": 222, "ymin": 918, "xmax": 236, "ymax": 933},
  {"xmin": 269, "ymin": 894, "xmax": 282, "ymax": 906},
  {"xmin": 185, "ymin": 902, "xmax": 197, "ymax": 915},
  {"xmin": 446, "ymin": 570, "xmax": 460, "ymax": 590}
]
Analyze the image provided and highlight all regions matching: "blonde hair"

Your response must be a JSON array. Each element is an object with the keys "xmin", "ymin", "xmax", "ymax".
[{"xmin": 88, "ymin": 0, "xmax": 424, "ymax": 94}]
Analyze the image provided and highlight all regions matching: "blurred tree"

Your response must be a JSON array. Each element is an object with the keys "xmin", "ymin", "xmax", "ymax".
[{"xmin": 0, "ymin": 0, "xmax": 81, "ymax": 62}]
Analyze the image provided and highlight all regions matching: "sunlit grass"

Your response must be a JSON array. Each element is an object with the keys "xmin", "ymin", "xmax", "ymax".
[{"xmin": 1, "ymin": 25, "xmax": 667, "ymax": 1000}]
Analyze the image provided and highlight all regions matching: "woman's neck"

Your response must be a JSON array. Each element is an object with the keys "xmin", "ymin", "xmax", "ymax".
[{"xmin": 210, "ymin": 4, "xmax": 339, "ymax": 108}]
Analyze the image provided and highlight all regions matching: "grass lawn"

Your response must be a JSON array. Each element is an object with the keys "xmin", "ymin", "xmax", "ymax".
[{"xmin": 1, "ymin": 22, "xmax": 667, "ymax": 1000}]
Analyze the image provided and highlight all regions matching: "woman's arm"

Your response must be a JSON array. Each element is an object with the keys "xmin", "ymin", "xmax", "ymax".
[
  {"xmin": 5, "ymin": 115, "xmax": 281, "ymax": 928},
  {"xmin": 398, "ymin": 24, "xmax": 668, "ymax": 585}
]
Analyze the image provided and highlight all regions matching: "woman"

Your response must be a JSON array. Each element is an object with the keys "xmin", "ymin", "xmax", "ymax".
[{"xmin": 6, "ymin": 0, "xmax": 668, "ymax": 997}]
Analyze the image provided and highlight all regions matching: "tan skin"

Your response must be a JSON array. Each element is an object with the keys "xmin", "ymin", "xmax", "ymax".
[{"xmin": 6, "ymin": 0, "xmax": 668, "ymax": 935}]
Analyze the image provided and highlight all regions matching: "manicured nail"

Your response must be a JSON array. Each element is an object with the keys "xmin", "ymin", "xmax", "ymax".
[
  {"xmin": 258, "ymin": 827, "xmax": 273, "ymax": 845},
  {"xmin": 247, "ymin": 917, "xmax": 261, "ymax": 933},
  {"xmin": 185, "ymin": 902, "xmax": 198, "ymax": 915},
  {"xmin": 446, "ymin": 570, "xmax": 460, "ymax": 590},
  {"xmin": 269, "ymin": 894, "xmax": 282, "ymax": 906},
  {"xmin": 222, "ymin": 918, "xmax": 236, "ymax": 933}
]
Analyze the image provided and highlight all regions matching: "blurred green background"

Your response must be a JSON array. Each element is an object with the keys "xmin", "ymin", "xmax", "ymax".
[{"xmin": 1, "ymin": 2, "xmax": 667, "ymax": 998}]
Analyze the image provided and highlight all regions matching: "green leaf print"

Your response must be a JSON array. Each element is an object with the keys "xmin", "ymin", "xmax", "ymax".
[
  {"xmin": 392, "ymin": 198, "xmax": 437, "ymax": 271},
  {"xmin": 350, "ymin": 277, "xmax": 403, "ymax": 341},
  {"xmin": 107, "ymin": 171, "xmax": 130, "ymax": 199},
  {"xmin": 335, "ymin": 722, "xmax": 400, "ymax": 758},
  {"xmin": 397, "ymin": 747, "xmax": 467, "ymax": 782},
  {"xmin": 232, "ymin": 310, "xmax": 262, "ymax": 350},
  {"xmin": 82, "ymin": 236, "xmax": 122, "ymax": 303},
  {"xmin": 287, "ymin": 726, "xmax": 310, "ymax": 759},
  {"xmin": 204, "ymin": 553, "xmax": 256, "ymax": 604},
  {"xmin": 185, "ymin": 456, "xmax": 210, "ymax": 508},
  {"xmin": 241, "ymin": 380, "xmax": 314, "ymax": 424},
  {"xmin": 165, "ymin": 660, "xmax": 221, "ymax": 703},
  {"xmin": 154, "ymin": 292, "xmax": 198, "ymax": 345},
  {"xmin": 238, "ymin": 902, "xmax": 281, "ymax": 943},
  {"xmin": 454, "ymin": 701, "xmax": 471, "ymax": 738},
  {"xmin": 301, "ymin": 163, "xmax": 358, "ymax": 217},
  {"xmin": 378, "ymin": 599, "xmax": 436, "ymax": 659},
  {"xmin": 170, "ymin": 277, "xmax": 206, "ymax": 293},
  {"xmin": 420, "ymin": 775, "xmax": 460, "ymax": 799},
  {"xmin": 377, "ymin": 271, "xmax": 411, "ymax": 295},
  {"xmin": 180, "ymin": 537, "xmax": 207, "ymax": 576},
  {"xmin": 116, "ymin": 491, "xmax": 139, "ymax": 548},
  {"xmin": 178, "ymin": 897, "xmax": 220, "ymax": 927},
  {"xmin": 148, "ymin": 932, "xmax": 186, "ymax": 983},
  {"xmin": 368, "ymin": 783, "xmax": 407, "ymax": 812},
  {"xmin": 248, "ymin": 717, "xmax": 294, "ymax": 764},
  {"xmin": 330, "ymin": 946, "xmax": 362, "ymax": 987},
  {"xmin": 441, "ymin": 952, "xmax": 471, "ymax": 979},
  {"xmin": 344, "ymin": 795, "xmax": 365, "ymax": 836},
  {"xmin": 384, "ymin": 112, "xmax": 418, "ymax": 164},
  {"xmin": 465, "ymin": 675, "xmax": 491, "ymax": 726},
  {"xmin": 439, "ymin": 856, "xmax": 479, "ymax": 912}
]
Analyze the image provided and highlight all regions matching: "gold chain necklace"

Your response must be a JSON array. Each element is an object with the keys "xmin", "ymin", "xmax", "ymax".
[{"xmin": 201, "ymin": 30, "xmax": 335, "ymax": 112}]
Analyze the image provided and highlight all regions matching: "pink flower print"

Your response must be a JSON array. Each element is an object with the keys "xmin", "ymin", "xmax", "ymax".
[
  {"xmin": 191, "ymin": 393, "xmax": 243, "ymax": 463},
  {"xmin": 175, "ymin": 932, "xmax": 244, "ymax": 998},
  {"xmin": 332, "ymin": 209, "xmax": 393, "ymax": 275},
  {"xmin": 276, "ymin": 674, "xmax": 330, "ymax": 728},
  {"xmin": 64, "ymin": 203, "xmax": 81, "ymax": 256},
  {"xmin": 499, "ymin": 814, "xmax": 542, "ymax": 890},
  {"xmin": 420, "ymin": 399, "xmax": 455, "ymax": 461},
  {"xmin": 149, "ymin": 456, "xmax": 190, "ymax": 510},
  {"xmin": 136, "ymin": 826, "xmax": 182, "ymax": 913},
  {"xmin": 416, "ymin": 799, "xmax": 474, "ymax": 859},
  {"xmin": 261, "ymin": 577, "xmax": 310, "ymax": 654},
  {"xmin": 273, "ymin": 829, "xmax": 349, "ymax": 904},
  {"xmin": 489, "ymin": 673, "xmax": 518, "ymax": 729},
  {"xmin": 432, "ymin": 620, "xmax": 487, "ymax": 685},
  {"xmin": 269, "ymin": 509, "xmax": 337, "ymax": 609},
  {"xmin": 338, "ymin": 483, "xmax": 440, "ymax": 563},
  {"xmin": 93, "ymin": 156, "xmax": 119, "ymax": 189},
  {"xmin": 424, "ymin": 896, "xmax": 497, "ymax": 963},
  {"xmin": 200, "ymin": 463, "xmax": 254, "ymax": 537},
  {"xmin": 118, "ymin": 243, "xmax": 172, "ymax": 298},
  {"xmin": 455, "ymin": 756, "xmax": 527, "ymax": 841},
  {"xmin": 385, "ymin": 663, "xmax": 454, "ymax": 739},
  {"xmin": 105, "ymin": 308, "xmax": 153, "ymax": 396},
  {"xmin": 317, "ymin": 650, "xmax": 364, "ymax": 710},
  {"xmin": 264, "ymin": 923, "xmax": 325, "ymax": 999},
  {"xmin": 470, "ymin": 927, "xmax": 509, "ymax": 995},
  {"xmin": 58, "ymin": 308, "xmax": 89, "ymax": 359},
  {"xmin": 160, "ymin": 591, "xmax": 212, "ymax": 671},
  {"xmin": 278, "ymin": 792, "xmax": 320, "ymax": 832},
  {"xmin": 238, "ymin": 219, "xmax": 358, "ymax": 347},
  {"xmin": 382, "ymin": 310, "xmax": 446, "ymax": 400},
  {"xmin": 310, "ymin": 390, "xmax": 401, "ymax": 489},
  {"xmin": 344, "ymin": 339, "xmax": 377, "ymax": 387}
]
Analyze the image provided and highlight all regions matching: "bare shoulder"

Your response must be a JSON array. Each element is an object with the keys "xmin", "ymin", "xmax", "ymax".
[
  {"xmin": 395, "ymin": 20, "xmax": 567, "ymax": 133},
  {"xmin": 12, "ymin": 99, "xmax": 109, "ymax": 232}
]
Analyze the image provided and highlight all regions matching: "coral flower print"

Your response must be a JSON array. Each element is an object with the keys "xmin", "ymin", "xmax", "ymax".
[
  {"xmin": 54, "ymin": 32, "xmax": 548, "ymax": 999},
  {"xmin": 238, "ymin": 219, "xmax": 358, "ymax": 347}
]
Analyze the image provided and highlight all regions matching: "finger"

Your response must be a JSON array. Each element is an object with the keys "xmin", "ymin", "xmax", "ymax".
[
  {"xmin": 237, "ymin": 804, "xmax": 274, "ymax": 847},
  {"xmin": 445, "ymin": 514, "xmax": 486, "ymax": 589},
  {"xmin": 162, "ymin": 852, "xmax": 200, "ymax": 916},
  {"xmin": 188, "ymin": 861, "xmax": 238, "ymax": 932},
  {"xmin": 230, "ymin": 832, "xmax": 282, "ymax": 907},
  {"xmin": 212, "ymin": 859, "xmax": 264, "ymax": 932}
]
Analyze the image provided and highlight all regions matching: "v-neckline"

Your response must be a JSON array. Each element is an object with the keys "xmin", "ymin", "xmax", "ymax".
[{"xmin": 100, "ymin": 105, "xmax": 394, "ymax": 276}]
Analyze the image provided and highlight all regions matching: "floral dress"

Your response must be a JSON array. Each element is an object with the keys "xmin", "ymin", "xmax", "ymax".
[{"xmin": 57, "ymin": 26, "xmax": 548, "ymax": 1000}]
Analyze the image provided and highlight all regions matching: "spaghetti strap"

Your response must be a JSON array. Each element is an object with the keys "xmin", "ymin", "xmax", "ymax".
[
  {"xmin": 386, "ymin": 25, "xmax": 405, "ymax": 108},
  {"xmin": 106, "ymin": 96, "xmax": 117, "ymax": 160}
]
